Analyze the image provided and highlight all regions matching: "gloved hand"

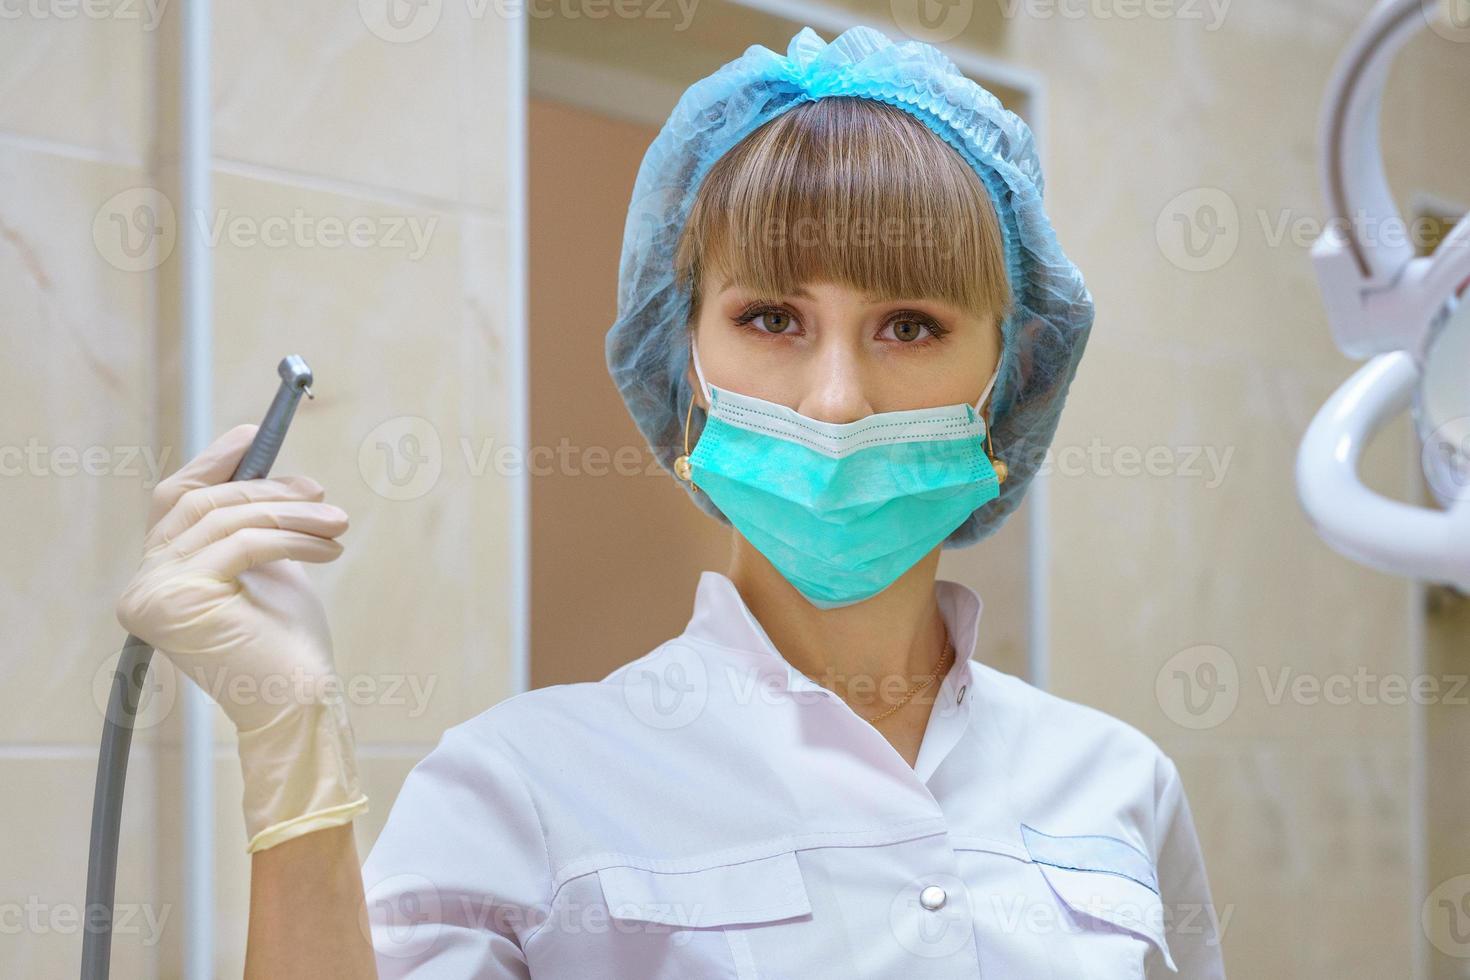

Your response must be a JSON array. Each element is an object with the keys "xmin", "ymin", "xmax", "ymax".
[{"xmin": 114, "ymin": 423, "xmax": 368, "ymax": 853}]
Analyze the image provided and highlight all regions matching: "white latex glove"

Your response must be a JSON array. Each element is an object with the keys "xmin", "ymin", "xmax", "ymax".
[{"xmin": 115, "ymin": 422, "xmax": 368, "ymax": 853}]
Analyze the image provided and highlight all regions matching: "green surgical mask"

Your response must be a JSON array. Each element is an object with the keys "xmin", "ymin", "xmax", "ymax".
[{"xmin": 680, "ymin": 334, "xmax": 1003, "ymax": 609}]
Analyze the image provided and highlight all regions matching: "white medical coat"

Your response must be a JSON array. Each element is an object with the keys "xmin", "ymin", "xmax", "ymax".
[{"xmin": 362, "ymin": 569, "xmax": 1227, "ymax": 978}]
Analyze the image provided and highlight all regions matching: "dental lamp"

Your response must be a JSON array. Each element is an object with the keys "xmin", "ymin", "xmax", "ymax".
[{"xmin": 1297, "ymin": 0, "xmax": 1470, "ymax": 589}]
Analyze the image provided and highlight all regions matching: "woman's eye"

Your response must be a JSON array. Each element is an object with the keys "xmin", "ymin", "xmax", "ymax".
[
  {"xmin": 884, "ymin": 317, "xmax": 940, "ymax": 343},
  {"xmin": 748, "ymin": 309, "xmax": 795, "ymax": 334}
]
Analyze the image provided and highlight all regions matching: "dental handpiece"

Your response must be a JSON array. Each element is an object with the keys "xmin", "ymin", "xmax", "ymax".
[
  {"xmin": 231, "ymin": 354, "xmax": 314, "ymax": 480},
  {"xmin": 82, "ymin": 355, "xmax": 315, "ymax": 980}
]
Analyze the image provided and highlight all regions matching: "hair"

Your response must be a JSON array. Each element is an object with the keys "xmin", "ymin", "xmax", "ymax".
[{"xmin": 673, "ymin": 96, "xmax": 1012, "ymax": 334}]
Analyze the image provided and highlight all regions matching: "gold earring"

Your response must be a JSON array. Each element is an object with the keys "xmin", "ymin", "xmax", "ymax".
[
  {"xmin": 985, "ymin": 417, "xmax": 1008, "ymax": 485},
  {"xmin": 672, "ymin": 391, "xmax": 700, "ymax": 492}
]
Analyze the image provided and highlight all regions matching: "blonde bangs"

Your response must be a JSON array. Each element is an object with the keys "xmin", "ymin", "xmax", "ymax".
[{"xmin": 674, "ymin": 96, "xmax": 1012, "ymax": 329}]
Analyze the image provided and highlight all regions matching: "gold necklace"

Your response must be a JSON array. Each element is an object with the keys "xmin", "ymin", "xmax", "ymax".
[{"xmin": 855, "ymin": 632, "xmax": 954, "ymax": 724}]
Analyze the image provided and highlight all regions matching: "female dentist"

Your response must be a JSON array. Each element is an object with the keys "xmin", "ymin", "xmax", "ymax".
[{"xmin": 114, "ymin": 25, "xmax": 1226, "ymax": 979}]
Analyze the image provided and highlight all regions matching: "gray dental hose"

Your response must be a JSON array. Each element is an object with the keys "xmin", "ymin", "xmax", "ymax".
[{"xmin": 82, "ymin": 355, "xmax": 315, "ymax": 980}]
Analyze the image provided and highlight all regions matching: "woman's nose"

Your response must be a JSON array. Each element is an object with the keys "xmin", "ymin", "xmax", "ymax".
[{"xmin": 795, "ymin": 349, "xmax": 875, "ymax": 424}]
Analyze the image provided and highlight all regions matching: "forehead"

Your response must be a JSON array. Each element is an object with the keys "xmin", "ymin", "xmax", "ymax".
[{"xmin": 714, "ymin": 277, "xmax": 914, "ymax": 305}]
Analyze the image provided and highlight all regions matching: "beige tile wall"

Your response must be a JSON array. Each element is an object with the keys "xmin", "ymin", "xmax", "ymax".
[
  {"xmin": 1426, "ymin": 582, "xmax": 1470, "ymax": 979},
  {"xmin": 1, "ymin": 3, "xmax": 522, "ymax": 976},
  {"xmin": 1, "ymin": 8, "xmax": 167, "ymax": 976}
]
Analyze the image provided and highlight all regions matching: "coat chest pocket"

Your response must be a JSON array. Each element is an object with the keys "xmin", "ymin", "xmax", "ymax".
[
  {"xmin": 596, "ymin": 849, "xmax": 812, "ymax": 980},
  {"xmin": 1020, "ymin": 824, "xmax": 1178, "ymax": 979}
]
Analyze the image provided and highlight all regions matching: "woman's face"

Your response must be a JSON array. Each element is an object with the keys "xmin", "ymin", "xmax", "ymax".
[{"xmin": 688, "ymin": 278, "xmax": 1002, "ymax": 424}]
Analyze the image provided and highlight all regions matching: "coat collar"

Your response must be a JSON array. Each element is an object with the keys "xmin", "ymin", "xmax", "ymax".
[{"xmin": 679, "ymin": 568, "xmax": 985, "ymax": 698}]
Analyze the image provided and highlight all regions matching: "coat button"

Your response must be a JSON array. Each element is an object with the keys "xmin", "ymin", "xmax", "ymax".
[
  {"xmin": 919, "ymin": 885, "xmax": 947, "ymax": 910},
  {"xmin": 957, "ymin": 684, "xmax": 967, "ymax": 704}
]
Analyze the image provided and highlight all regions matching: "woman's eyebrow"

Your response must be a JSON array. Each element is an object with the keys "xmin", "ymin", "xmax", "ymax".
[{"xmin": 718, "ymin": 278, "xmax": 814, "ymax": 298}]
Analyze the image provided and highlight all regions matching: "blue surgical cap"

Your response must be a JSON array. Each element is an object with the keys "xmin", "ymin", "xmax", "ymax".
[{"xmin": 604, "ymin": 24, "xmax": 1095, "ymax": 547}]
